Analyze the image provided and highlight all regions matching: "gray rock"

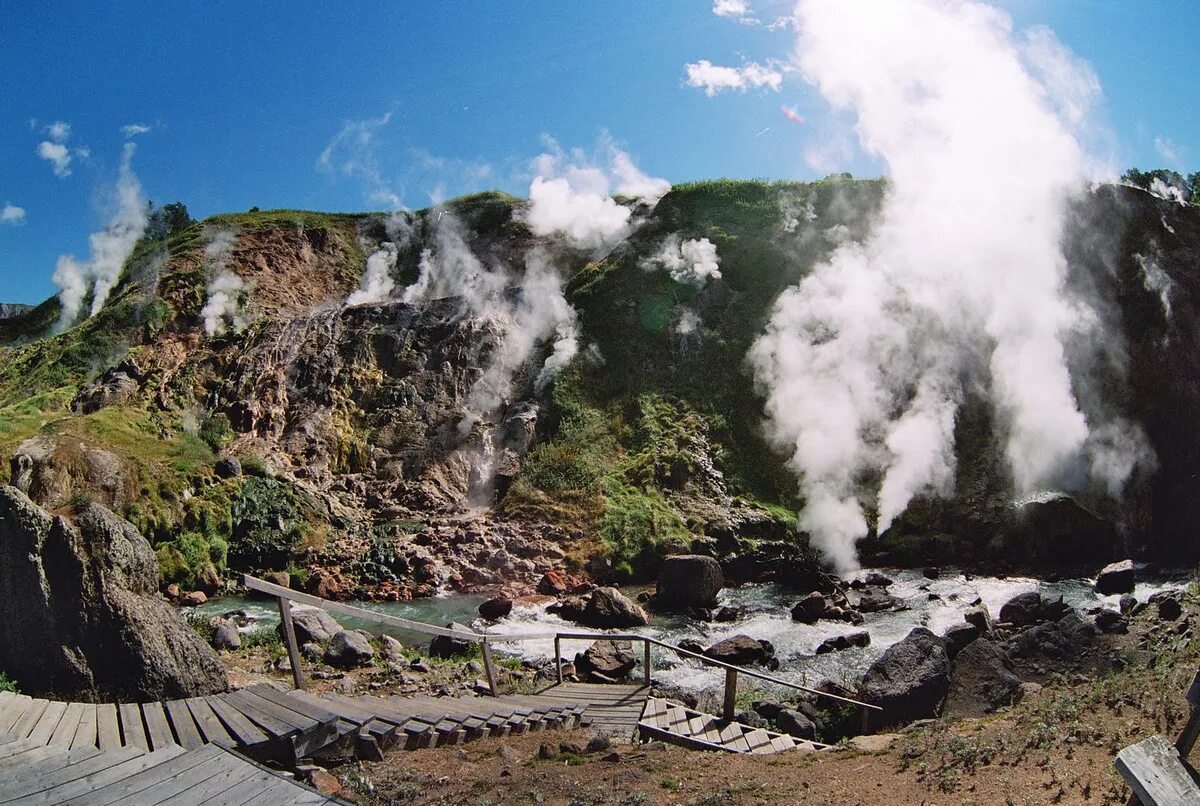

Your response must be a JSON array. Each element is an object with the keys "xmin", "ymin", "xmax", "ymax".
[
  {"xmin": 324, "ymin": 630, "xmax": 374, "ymax": 668},
  {"xmin": 580, "ymin": 587, "xmax": 649, "ymax": 628},
  {"xmin": 964, "ymin": 605, "xmax": 992, "ymax": 633},
  {"xmin": 211, "ymin": 621, "xmax": 241, "ymax": 651},
  {"xmin": 379, "ymin": 635, "xmax": 405, "ymax": 661},
  {"xmin": 815, "ymin": 631, "xmax": 871, "ymax": 655},
  {"xmin": 704, "ymin": 634, "xmax": 773, "ymax": 666},
  {"xmin": 1119, "ymin": 594, "xmax": 1137, "ymax": 615},
  {"xmin": 942, "ymin": 623, "xmax": 981, "ymax": 658},
  {"xmin": 735, "ymin": 709, "xmax": 767, "ymax": 728},
  {"xmin": 791, "ymin": 592, "xmax": 827, "ymax": 624},
  {"xmin": 283, "ymin": 605, "xmax": 341, "ymax": 644},
  {"xmin": 0, "ymin": 486, "xmax": 228, "ymax": 700},
  {"xmin": 214, "ymin": 457, "xmax": 242, "ymax": 479},
  {"xmin": 575, "ymin": 640, "xmax": 636, "ymax": 680},
  {"xmin": 774, "ymin": 708, "xmax": 817, "ymax": 740},
  {"xmin": 859, "ymin": 627, "xmax": 951, "ymax": 729},
  {"xmin": 655, "ymin": 555, "xmax": 723, "ymax": 611},
  {"xmin": 429, "ymin": 622, "xmax": 474, "ymax": 658},
  {"xmin": 1094, "ymin": 609, "xmax": 1128, "ymax": 634},
  {"xmin": 300, "ymin": 642, "xmax": 323, "ymax": 660},
  {"xmin": 944, "ymin": 639, "xmax": 1020, "ymax": 719},
  {"xmin": 1153, "ymin": 591, "xmax": 1183, "ymax": 621},
  {"xmin": 1094, "ymin": 559, "xmax": 1135, "ymax": 595},
  {"xmin": 998, "ymin": 591, "xmax": 1042, "ymax": 626}
]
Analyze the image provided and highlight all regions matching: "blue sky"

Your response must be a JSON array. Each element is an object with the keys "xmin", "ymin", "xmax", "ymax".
[{"xmin": 0, "ymin": 0, "xmax": 1196, "ymax": 304}]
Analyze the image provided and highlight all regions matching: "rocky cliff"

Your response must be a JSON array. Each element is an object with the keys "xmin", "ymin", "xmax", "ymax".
[{"xmin": 0, "ymin": 181, "xmax": 1196, "ymax": 602}]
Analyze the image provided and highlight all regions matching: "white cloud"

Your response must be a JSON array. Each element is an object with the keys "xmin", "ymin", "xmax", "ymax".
[
  {"xmin": 685, "ymin": 59, "xmax": 784, "ymax": 96},
  {"xmin": 121, "ymin": 123, "xmax": 152, "ymax": 138},
  {"xmin": 318, "ymin": 112, "xmax": 403, "ymax": 208},
  {"xmin": 713, "ymin": 0, "xmax": 749, "ymax": 17},
  {"xmin": 1, "ymin": 203, "xmax": 26, "ymax": 225},
  {"xmin": 1154, "ymin": 135, "xmax": 1181, "ymax": 164},
  {"xmin": 46, "ymin": 121, "xmax": 70, "ymax": 142},
  {"xmin": 37, "ymin": 141, "xmax": 72, "ymax": 177}
]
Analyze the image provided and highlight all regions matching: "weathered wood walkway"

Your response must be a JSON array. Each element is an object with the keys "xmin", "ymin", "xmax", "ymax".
[
  {"xmin": 637, "ymin": 697, "xmax": 828, "ymax": 754},
  {"xmin": 0, "ymin": 731, "xmax": 341, "ymax": 804}
]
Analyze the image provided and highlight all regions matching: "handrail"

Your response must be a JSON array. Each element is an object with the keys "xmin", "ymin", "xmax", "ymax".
[{"xmin": 242, "ymin": 575, "xmax": 881, "ymax": 714}]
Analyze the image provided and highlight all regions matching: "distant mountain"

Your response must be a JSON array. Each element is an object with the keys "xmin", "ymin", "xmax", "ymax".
[{"xmin": 0, "ymin": 303, "xmax": 32, "ymax": 320}]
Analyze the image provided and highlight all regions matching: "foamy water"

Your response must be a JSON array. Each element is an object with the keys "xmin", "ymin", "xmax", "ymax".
[{"xmin": 199, "ymin": 568, "xmax": 1184, "ymax": 695}]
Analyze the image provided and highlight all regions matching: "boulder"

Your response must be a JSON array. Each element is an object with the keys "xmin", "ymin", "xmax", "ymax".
[
  {"xmin": 944, "ymin": 639, "xmax": 1020, "ymax": 719},
  {"xmin": 998, "ymin": 592, "xmax": 1069, "ymax": 627},
  {"xmin": 262, "ymin": 570, "xmax": 290, "ymax": 588},
  {"xmin": 859, "ymin": 628, "xmax": 950, "ymax": 729},
  {"xmin": 943, "ymin": 623, "xmax": 981, "ymax": 658},
  {"xmin": 654, "ymin": 555, "xmax": 723, "ymax": 612},
  {"xmin": 581, "ymin": 587, "xmax": 649, "ymax": 628},
  {"xmin": 791, "ymin": 592, "xmax": 827, "ymax": 624},
  {"xmin": 379, "ymin": 635, "xmax": 405, "ymax": 661},
  {"xmin": 324, "ymin": 630, "xmax": 375, "ymax": 668},
  {"xmin": 575, "ymin": 640, "xmax": 636, "ymax": 681},
  {"xmin": 964, "ymin": 605, "xmax": 992, "ymax": 634},
  {"xmin": 703, "ymin": 635, "xmax": 773, "ymax": 666},
  {"xmin": 211, "ymin": 621, "xmax": 241, "ymax": 651},
  {"xmin": 283, "ymin": 605, "xmax": 341, "ymax": 644},
  {"xmin": 774, "ymin": 708, "xmax": 817, "ymax": 740},
  {"xmin": 214, "ymin": 457, "xmax": 242, "ymax": 479},
  {"xmin": 1152, "ymin": 591, "xmax": 1183, "ymax": 621},
  {"xmin": 0, "ymin": 486, "xmax": 228, "ymax": 700},
  {"xmin": 478, "ymin": 597, "xmax": 513, "ymax": 621},
  {"xmin": 180, "ymin": 591, "xmax": 207, "ymax": 607},
  {"xmin": 852, "ymin": 590, "xmax": 905, "ymax": 614},
  {"xmin": 1119, "ymin": 594, "xmax": 1138, "ymax": 615},
  {"xmin": 1094, "ymin": 609, "xmax": 1127, "ymax": 634},
  {"xmin": 851, "ymin": 572, "xmax": 893, "ymax": 589},
  {"xmin": 429, "ymin": 622, "xmax": 474, "ymax": 658},
  {"xmin": 815, "ymin": 631, "xmax": 871, "ymax": 655},
  {"xmin": 1094, "ymin": 560, "xmax": 1135, "ymax": 595}
]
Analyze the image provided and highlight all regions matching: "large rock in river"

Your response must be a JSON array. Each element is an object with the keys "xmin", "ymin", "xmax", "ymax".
[
  {"xmin": 859, "ymin": 627, "xmax": 950, "ymax": 729},
  {"xmin": 655, "ymin": 555, "xmax": 723, "ymax": 612},
  {"xmin": 1094, "ymin": 560, "xmax": 1135, "ymax": 595},
  {"xmin": 0, "ymin": 486, "xmax": 228, "ymax": 701}
]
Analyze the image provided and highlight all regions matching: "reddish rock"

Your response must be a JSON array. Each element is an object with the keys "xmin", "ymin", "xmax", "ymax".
[
  {"xmin": 538, "ymin": 570, "xmax": 570, "ymax": 595},
  {"xmin": 180, "ymin": 591, "xmax": 207, "ymax": 607},
  {"xmin": 306, "ymin": 569, "xmax": 342, "ymax": 600},
  {"xmin": 308, "ymin": 769, "xmax": 344, "ymax": 797},
  {"xmin": 262, "ymin": 570, "xmax": 290, "ymax": 588}
]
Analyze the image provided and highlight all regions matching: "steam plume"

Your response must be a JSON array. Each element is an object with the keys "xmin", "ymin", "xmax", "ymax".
[
  {"xmin": 199, "ymin": 230, "xmax": 249, "ymax": 337},
  {"xmin": 523, "ymin": 136, "xmax": 670, "ymax": 251},
  {"xmin": 51, "ymin": 143, "xmax": 148, "ymax": 332},
  {"xmin": 641, "ymin": 236, "xmax": 722, "ymax": 285},
  {"xmin": 749, "ymin": 0, "xmax": 1149, "ymax": 574},
  {"xmin": 347, "ymin": 213, "xmax": 412, "ymax": 306}
]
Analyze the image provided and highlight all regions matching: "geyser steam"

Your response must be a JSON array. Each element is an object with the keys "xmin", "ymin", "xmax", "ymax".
[
  {"xmin": 52, "ymin": 143, "xmax": 148, "ymax": 332},
  {"xmin": 749, "ymin": 0, "xmax": 1151, "ymax": 574}
]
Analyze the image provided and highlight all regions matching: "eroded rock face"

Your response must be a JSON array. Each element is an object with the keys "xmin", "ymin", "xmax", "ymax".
[
  {"xmin": 9, "ymin": 436, "xmax": 129, "ymax": 512},
  {"xmin": 0, "ymin": 486, "xmax": 228, "ymax": 701}
]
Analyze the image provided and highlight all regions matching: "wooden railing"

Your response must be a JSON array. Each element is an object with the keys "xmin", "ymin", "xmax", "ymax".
[{"xmin": 242, "ymin": 575, "xmax": 881, "ymax": 721}]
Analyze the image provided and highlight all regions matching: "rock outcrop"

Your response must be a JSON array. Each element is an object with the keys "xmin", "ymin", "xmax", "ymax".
[{"xmin": 0, "ymin": 486, "xmax": 228, "ymax": 701}]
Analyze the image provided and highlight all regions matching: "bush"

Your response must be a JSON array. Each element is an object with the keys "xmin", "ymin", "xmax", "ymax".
[
  {"xmin": 227, "ymin": 477, "xmax": 315, "ymax": 571},
  {"xmin": 198, "ymin": 413, "xmax": 234, "ymax": 452},
  {"xmin": 0, "ymin": 671, "xmax": 18, "ymax": 694}
]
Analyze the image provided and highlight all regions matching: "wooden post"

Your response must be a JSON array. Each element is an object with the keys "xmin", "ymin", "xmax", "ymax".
[
  {"xmin": 1125, "ymin": 669, "xmax": 1200, "ymax": 806},
  {"xmin": 481, "ymin": 639, "xmax": 498, "ymax": 697},
  {"xmin": 276, "ymin": 595, "xmax": 305, "ymax": 690},
  {"xmin": 555, "ymin": 635, "xmax": 563, "ymax": 684},
  {"xmin": 722, "ymin": 669, "xmax": 738, "ymax": 721},
  {"xmin": 643, "ymin": 640, "xmax": 652, "ymax": 688}
]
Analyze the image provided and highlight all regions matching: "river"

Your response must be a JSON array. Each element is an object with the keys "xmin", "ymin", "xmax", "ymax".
[{"xmin": 197, "ymin": 568, "xmax": 1184, "ymax": 696}]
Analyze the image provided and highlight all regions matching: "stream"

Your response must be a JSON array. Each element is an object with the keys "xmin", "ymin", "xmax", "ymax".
[{"xmin": 197, "ymin": 568, "xmax": 1184, "ymax": 696}]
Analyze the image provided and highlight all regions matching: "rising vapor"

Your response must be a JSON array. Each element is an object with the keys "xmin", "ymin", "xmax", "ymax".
[
  {"xmin": 199, "ymin": 230, "xmax": 249, "ymax": 337},
  {"xmin": 51, "ymin": 143, "xmax": 148, "ymax": 332},
  {"xmin": 749, "ymin": 0, "xmax": 1151, "ymax": 574}
]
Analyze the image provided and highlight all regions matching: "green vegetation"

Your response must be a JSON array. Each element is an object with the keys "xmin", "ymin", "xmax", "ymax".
[
  {"xmin": 0, "ymin": 671, "xmax": 18, "ymax": 694},
  {"xmin": 1121, "ymin": 167, "xmax": 1200, "ymax": 204}
]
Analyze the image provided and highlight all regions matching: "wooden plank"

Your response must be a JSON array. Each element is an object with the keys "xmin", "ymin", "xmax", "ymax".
[
  {"xmin": 0, "ymin": 745, "xmax": 68, "ymax": 772},
  {"xmin": 95, "ymin": 704, "xmax": 120, "ymax": 752},
  {"xmin": 0, "ymin": 746, "xmax": 102, "ymax": 792},
  {"xmin": 163, "ymin": 699, "xmax": 203, "ymax": 750},
  {"xmin": 249, "ymin": 684, "xmax": 339, "ymax": 725},
  {"xmin": 118, "ymin": 702, "xmax": 148, "ymax": 751},
  {"xmin": 35, "ymin": 747, "xmax": 185, "ymax": 806},
  {"xmin": 222, "ymin": 774, "xmax": 311, "ymax": 805},
  {"xmin": 205, "ymin": 696, "xmax": 270, "ymax": 748},
  {"xmin": 0, "ymin": 695, "xmax": 31, "ymax": 734},
  {"xmin": 69, "ymin": 705, "xmax": 97, "ymax": 750},
  {"xmin": 184, "ymin": 698, "xmax": 235, "ymax": 748},
  {"xmin": 225, "ymin": 689, "xmax": 312, "ymax": 735},
  {"xmin": 47, "ymin": 702, "xmax": 85, "ymax": 747},
  {"xmin": 141, "ymin": 701, "xmax": 175, "ymax": 751},
  {"xmin": 155, "ymin": 754, "xmax": 263, "ymax": 805},
  {"xmin": 0, "ymin": 746, "xmax": 136, "ymax": 803},
  {"xmin": 70, "ymin": 743, "xmax": 223, "ymax": 806},
  {"xmin": 0, "ymin": 737, "xmax": 42, "ymax": 761},
  {"xmin": 108, "ymin": 744, "xmax": 246, "ymax": 803},
  {"xmin": 27, "ymin": 700, "xmax": 68, "ymax": 745},
  {"xmin": 1116, "ymin": 734, "xmax": 1200, "ymax": 806},
  {"xmin": 11, "ymin": 699, "xmax": 50, "ymax": 739}
]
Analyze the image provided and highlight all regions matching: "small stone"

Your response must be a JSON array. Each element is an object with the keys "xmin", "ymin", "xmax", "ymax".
[
  {"xmin": 922, "ymin": 567, "xmax": 941, "ymax": 580},
  {"xmin": 499, "ymin": 745, "xmax": 522, "ymax": 761},
  {"xmin": 538, "ymin": 743, "xmax": 554, "ymax": 759},
  {"xmin": 559, "ymin": 742, "xmax": 584, "ymax": 755},
  {"xmin": 1094, "ymin": 609, "xmax": 1128, "ymax": 634},
  {"xmin": 499, "ymin": 769, "xmax": 511, "ymax": 777},
  {"xmin": 308, "ymin": 769, "xmax": 343, "ymax": 797},
  {"xmin": 300, "ymin": 642, "xmax": 322, "ymax": 660},
  {"xmin": 602, "ymin": 751, "xmax": 622, "ymax": 762},
  {"xmin": 1119, "ymin": 594, "xmax": 1138, "ymax": 615},
  {"xmin": 850, "ymin": 734, "xmax": 899, "ymax": 752},
  {"xmin": 585, "ymin": 735, "xmax": 611, "ymax": 753},
  {"xmin": 410, "ymin": 658, "xmax": 431, "ymax": 673}
]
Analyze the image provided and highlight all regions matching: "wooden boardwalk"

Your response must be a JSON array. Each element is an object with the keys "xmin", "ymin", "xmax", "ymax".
[
  {"xmin": 637, "ymin": 697, "xmax": 827, "ymax": 754},
  {"xmin": 0, "ymin": 732, "xmax": 341, "ymax": 804},
  {"xmin": 533, "ymin": 682, "xmax": 650, "ymax": 739}
]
